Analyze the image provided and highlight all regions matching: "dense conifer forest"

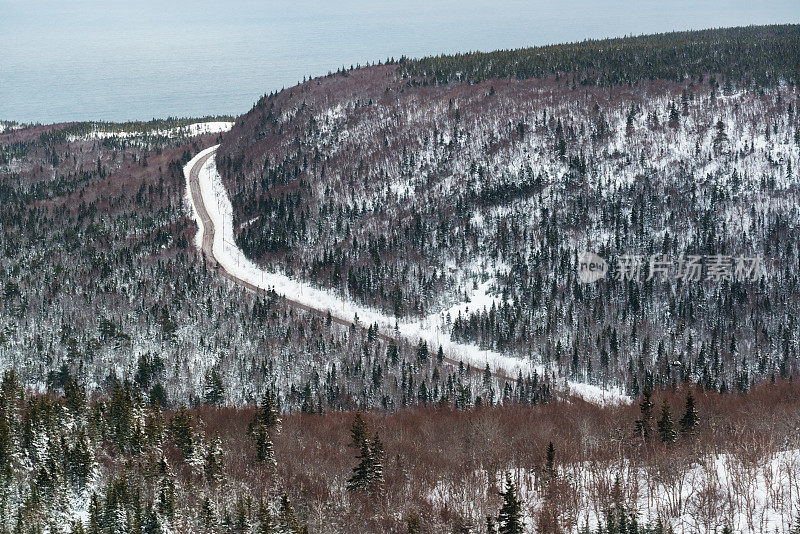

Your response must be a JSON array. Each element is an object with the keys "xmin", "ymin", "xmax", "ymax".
[
  {"xmin": 219, "ymin": 24, "xmax": 800, "ymax": 398},
  {"xmin": 2, "ymin": 24, "xmax": 800, "ymax": 532}
]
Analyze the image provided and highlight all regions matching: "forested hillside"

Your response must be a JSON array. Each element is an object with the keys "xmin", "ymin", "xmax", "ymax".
[
  {"xmin": 218, "ymin": 25, "xmax": 800, "ymax": 398},
  {"xmin": 1, "ymin": 369, "xmax": 799, "ymax": 533},
  {"xmin": 1, "ymin": 120, "xmax": 512, "ymax": 414},
  {"xmin": 2, "ymin": 24, "xmax": 800, "ymax": 533},
  {"xmin": 399, "ymin": 25, "xmax": 800, "ymax": 86}
]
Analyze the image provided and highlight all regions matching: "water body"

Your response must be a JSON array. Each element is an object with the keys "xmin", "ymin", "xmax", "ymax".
[{"xmin": 2, "ymin": 0, "xmax": 799, "ymax": 124}]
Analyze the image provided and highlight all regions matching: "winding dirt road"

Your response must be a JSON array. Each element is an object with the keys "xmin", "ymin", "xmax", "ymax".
[
  {"xmin": 186, "ymin": 146, "xmax": 520, "ymax": 381},
  {"xmin": 187, "ymin": 147, "xmax": 389, "ymax": 338}
]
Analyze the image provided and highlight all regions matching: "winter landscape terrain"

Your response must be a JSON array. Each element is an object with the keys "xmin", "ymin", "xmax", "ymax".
[{"xmin": 1, "ymin": 23, "xmax": 800, "ymax": 534}]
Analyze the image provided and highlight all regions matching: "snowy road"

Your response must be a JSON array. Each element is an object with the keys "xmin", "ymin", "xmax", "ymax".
[{"xmin": 185, "ymin": 144, "xmax": 627, "ymax": 404}]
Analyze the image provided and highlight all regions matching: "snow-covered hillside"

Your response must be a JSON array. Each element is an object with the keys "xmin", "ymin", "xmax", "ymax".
[{"xmin": 186, "ymin": 144, "xmax": 627, "ymax": 404}]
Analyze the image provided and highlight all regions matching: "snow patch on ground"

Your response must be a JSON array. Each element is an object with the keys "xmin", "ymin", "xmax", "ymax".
[
  {"xmin": 429, "ymin": 449, "xmax": 800, "ymax": 533},
  {"xmin": 70, "ymin": 121, "xmax": 234, "ymax": 141}
]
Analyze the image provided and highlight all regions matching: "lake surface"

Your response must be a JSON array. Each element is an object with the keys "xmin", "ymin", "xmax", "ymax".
[{"xmin": 2, "ymin": 0, "xmax": 799, "ymax": 124}]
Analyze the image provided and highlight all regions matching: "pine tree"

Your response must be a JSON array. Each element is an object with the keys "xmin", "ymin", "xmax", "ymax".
[
  {"xmin": 144, "ymin": 400, "xmax": 165, "ymax": 446},
  {"xmin": 486, "ymin": 516, "xmax": 497, "ymax": 534},
  {"xmin": 278, "ymin": 495, "xmax": 301, "ymax": 533},
  {"xmin": 158, "ymin": 476, "xmax": 176, "ymax": 521},
  {"xmin": 255, "ymin": 427, "xmax": 277, "ymax": 467},
  {"xmin": 168, "ymin": 408, "xmax": 195, "ymax": 458},
  {"xmin": 350, "ymin": 412, "xmax": 368, "ymax": 447},
  {"xmin": 635, "ymin": 387, "xmax": 654, "ymax": 441},
  {"xmin": 679, "ymin": 391, "xmax": 699, "ymax": 434},
  {"xmin": 65, "ymin": 428, "xmax": 93, "ymax": 489},
  {"xmin": 668, "ymin": 102, "xmax": 680, "ymax": 128},
  {"xmin": 233, "ymin": 496, "xmax": 250, "ymax": 534},
  {"xmin": 64, "ymin": 375, "xmax": 86, "ymax": 416},
  {"xmin": 713, "ymin": 119, "xmax": 728, "ymax": 153},
  {"xmin": 87, "ymin": 493, "xmax": 101, "ymax": 534},
  {"xmin": 249, "ymin": 390, "xmax": 281, "ymax": 465},
  {"xmin": 258, "ymin": 500, "xmax": 275, "ymax": 534},
  {"xmin": 300, "ymin": 383, "xmax": 315, "ymax": 414},
  {"xmin": 545, "ymin": 441, "xmax": 555, "ymax": 477},
  {"xmin": 258, "ymin": 390, "xmax": 282, "ymax": 430},
  {"xmin": 203, "ymin": 370, "xmax": 225, "ymax": 406},
  {"xmin": 497, "ymin": 473, "xmax": 523, "ymax": 534},
  {"xmin": 369, "ymin": 432, "xmax": 384, "ymax": 491},
  {"xmin": 657, "ymin": 400, "xmax": 677, "ymax": 443},
  {"xmin": 416, "ymin": 340, "xmax": 429, "ymax": 363},
  {"xmin": 204, "ymin": 436, "xmax": 225, "ymax": 483},
  {"xmin": 789, "ymin": 511, "xmax": 800, "ymax": 534},
  {"xmin": 0, "ymin": 402, "xmax": 12, "ymax": 483},
  {"xmin": 200, "ymin": 497, "xmax": 217, "ymax": 530},
  {"xmin": 347, "ymin": 439, "xmax": 374, "ymax": 492}
]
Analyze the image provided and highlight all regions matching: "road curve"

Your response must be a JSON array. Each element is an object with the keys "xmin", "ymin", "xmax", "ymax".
[
  {"xmin": 186, "ymin": 146, "xmax": 519, "ymax": 381},
  {"xmin": 187, "ymin": 147, "xmax": 391, "ymax": 337},
  {"xmin": 185, "ymin": 146, "xmax": 632, "ymax": 404}
]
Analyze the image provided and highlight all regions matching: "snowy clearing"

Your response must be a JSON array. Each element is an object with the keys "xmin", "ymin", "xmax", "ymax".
[
  {"xmin": 69, "ymin": 121, "xmax": 234, "ymax": 141},
  {"xmin": 429, "ymin": 449, "xmax": 800, "ymax": 533}
]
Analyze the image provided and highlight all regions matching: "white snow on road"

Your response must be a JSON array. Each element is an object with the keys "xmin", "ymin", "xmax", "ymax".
[{"xmin": 184, "ymin": 145, "xmax": 628, "ymax": 404}]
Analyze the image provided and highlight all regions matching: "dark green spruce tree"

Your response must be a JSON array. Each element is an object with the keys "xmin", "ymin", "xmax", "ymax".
[
  {"xmin": 657, "ymin": 400, "xmax": 677, "ymax": 443},
  {"xmin": 635, "ymin": 387, "xmax": 654, "ymax": 441},
  {"xmin": 679, "ymin": 392, "xmax": 699, "ymax": 434},
  {"xmin": 497, "ymin": 473, "xmax": 523, "ymax": 534}
]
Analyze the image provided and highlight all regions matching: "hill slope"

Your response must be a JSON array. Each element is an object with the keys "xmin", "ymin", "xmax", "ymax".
[{"xmin": 218, "ymin": 25, "xmax": 800, "ymax": 397}]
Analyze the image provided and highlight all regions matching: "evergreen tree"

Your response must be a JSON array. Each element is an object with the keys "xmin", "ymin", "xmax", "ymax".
[
  {"xmin": 65, "ymin": 428, "xmax": 93, "ymax": 489},
  {"xmin": 350, "ymin": 412, "xmax": 368, "ymax": 447},
  {"xmin": 679, "ymin": 392, "xmax": 699, "ymax": 434},
  {"xmin": 257, "ymin": 390, "xmax": 282, "ymax": 430},
  {"xmin": 416, "ymin": 340, "xmax": 429, "ymax": 363},
  {"xmin": 387, "ymin": 342, "xmax": 399, "ymax": 366},
  {"xmin": 64, "ymin": 375, "xmax": 86, "ymax": 416},
  {"xmin": 370, "ymin": 432, "xmax": 384, "ymax": 491},
  {"xmin": 144, "ymin": 400, "xmax": 165, "ymax": 446},
  {"xmin": 168, "ymin": 408, "xmax": 195, "ymax": 459},
  {"xmin": 200, "ymin": 497, "xmax": 217, "ymax": 530},
  {"xmin": 258, "ymin": 500, "xmax": 275, "ymax": 534},
  {"xmin": 278, "ymin": 495, "xmax": 301, "ymax": 534},
  {"xmin": 497, "ymin": 473, "xmax": 523, "ymax": 534},
  {"xmin": 203, "ymin": 370, "xmax": 225, "ymax": 406},
  {"xmin": 347, "ymin": 439, "xmax": 374, "ymax": 492},
  {"xmin": 789, "ymin": 511, "xmax": 800, "ymax": 534},
  {"xmin": 634, "ymin": 387, "xmax": 654, "ymax": 441},
  {"xmin": 255, "ymin": 427, "xmax": 277, "ymax": 467},
  {"xmin": 0, "ymin": 401, "xmax": 13, "ymax": 483},
  {"xmin": 87, "ymin": 493, "xmax": 101, "ymax": 534},
  {"xmin": 234, "ymin": 496, "xmax": 251, "ymax": 534},
  {"xmin": 668, "ymin": 102, "xmax": 680, "ymax": 128},
  {"xmin": 300, "ymin": 383, "xmax": 315, "ymax": 414},
  {"xmin": 657, "ymin": 400, "xmax": 677, "ymax": 443},
  {"xmin": 204, "ymin": 436, "xmax": 225, "ymax": 483},
  {"xmin": 486, "ymin": 516, "xmax": 497, "ymax": 534},
  {"xmin": 158, "ymin": 475, "xmax": 176, "ymax": 521},
  {"xmin": 545, "ymin": 441, "xmax": 555, "ymax": 477},
  {"xmin": 249, "ymin": 390, "xmax": 281, "ymax": 465}
]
